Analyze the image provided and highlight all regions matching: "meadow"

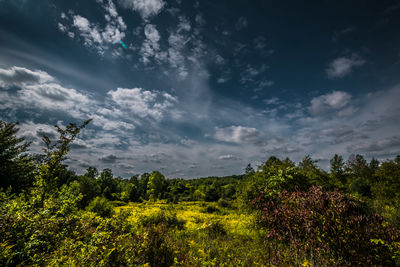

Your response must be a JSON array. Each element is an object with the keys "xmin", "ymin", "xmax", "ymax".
[
  {"xmin": 2, "ymin": 120, "xmax": 400, "ymax": 266},
  {"xmin": 115, "ymin": 201, "xmax": 270, "ymax": 266}
]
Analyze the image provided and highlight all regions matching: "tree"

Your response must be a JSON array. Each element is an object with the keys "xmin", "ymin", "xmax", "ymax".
[
  {"xmin": 345, "ymin": 154, "xmax": 372, "ymax": 196},
  {"xmin": 85, "ymin": 167, "xmax": 99, "ymax": 179},
  {"xmin": 0, "ymin": 120, "xmax": 34, "ymax": 191},
  {"xmin": 99, "ymin": 168, "xmax": 117, "ymax": 199},
  {"xmin": 138, "ymin": 173, "xmax": 150, "ymax": 200},
  {"xmin": 147, "ymin": 171, "xmax": 166, "ymax": 200},
  {"xmin": 298, "ymin": 155, "xmax": 329, "ymax": 188},
  {"xmin": 330, "ymin": 154, "xmax": 345, "ymax": 187},
  {"xmin": 245, "ymin": 163, "xmax": 255, "ymax": 177},
  {"xmin": 76, "ymin": 175, "xmax": 101, "ymax": 207},
  {"xmin": 32, "ymin": 119, "xmax": 92, "ymax": 205}
]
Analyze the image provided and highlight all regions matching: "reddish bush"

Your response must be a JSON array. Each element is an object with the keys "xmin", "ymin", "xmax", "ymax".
[{"xmin": 251, "ymin": 186, "xmax": 400, "ymax": 265}]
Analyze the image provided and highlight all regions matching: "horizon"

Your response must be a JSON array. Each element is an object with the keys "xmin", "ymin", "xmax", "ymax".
[{"xmin": 1, "ymin": 0, "xmax": 400, "ymax": 179}]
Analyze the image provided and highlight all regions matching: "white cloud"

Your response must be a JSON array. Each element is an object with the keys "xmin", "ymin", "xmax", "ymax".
[
  {"xmin": 326, "ymin": 54, "xmax": 365, "ymax": 78},
  {"xmin": 177, "ymin": 15, "xmax": 191, "ymax": 32},
  {"xmin": 0, "ymin": 66, "xmax": 54, "ymax": 87},
  {"xmin": 140, "ymin": 24, "xmax": 164, "ymax": 64},
  {"xmin": 309, "ymin": 91, "xmax": 352, "ymax": 116},
  {"xmin": 59, "ymin": 1, "xmax": 127, "ymax": 55},
  {"xmin": 240, "ymin": 64, "xmax": 267, "ymax": 84},
  {"xmin": 118, "ymin": 0, "xmax": 165, "ymax": 20},
  {"xmin": 218, "ymin": 154, "xmax": 240, "ymax": 160},
  {"xmin": 107, "ymin": 87, "xmax": 178, "ymax": 120},
  {"xmin": 214, "ymin": 126, "xmax": 263, "ymax": 145},
  {"xmin": 144, "ymin": 23, "xmax": 160, "ymax": 43},
  {"xmin": 0, "ymin": 66, "xmax": 93, "ymax": 118},
  {"xmin": 19, "ymin": 83, "xmax": 92, "ymax": 118}
]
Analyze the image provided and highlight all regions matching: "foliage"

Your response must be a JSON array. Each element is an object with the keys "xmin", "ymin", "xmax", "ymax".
[
  {"xmin": 139, "ymin": 211, "xmax": 186, "ymax": 230},
  {"xmin": 1, "ymin": 118, "xmax": 400, "ymax": 266},
  {"xmin": 252, "ymin": 186, "xmax": 400, "ymax": 265},
  {"xmin": 201, "ymin": 220, "xmax": 227, "ymax": 238},
  {"xmin": 0, "ymin": 120, "xmax": 34, "ymax": 192},
  {"xmin": 202, "ymin": 205, "xmax": 220, "ymax": 213},
  {"xmin": 86, "ymin": 196, "xmax": 114, "ymax": 217},
  {"xmin": 147, "ymin": 171, "xmax": 166, "ymax": 200}
]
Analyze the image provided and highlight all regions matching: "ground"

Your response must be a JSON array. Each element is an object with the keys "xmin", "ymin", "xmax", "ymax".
[{"xmin": 115, "ymin": 201, "xmax": 270, "ymax": 266}]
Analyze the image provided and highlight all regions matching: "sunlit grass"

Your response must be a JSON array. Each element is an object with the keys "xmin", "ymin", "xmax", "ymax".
[
  {"xmin": 115, "ymin": 201, "xmax": 268, "ymax": 266},
  {"xmin": 115, "ymin": 201, "xmax": 256, "ymax": 236}
]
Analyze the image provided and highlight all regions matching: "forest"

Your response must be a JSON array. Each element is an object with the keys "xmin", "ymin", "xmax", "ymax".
[{"xmin": 1, "ymin": 119, "xmax": 400, "ymax": 266}]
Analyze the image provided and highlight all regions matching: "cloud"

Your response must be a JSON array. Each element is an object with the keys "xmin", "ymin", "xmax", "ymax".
[
  {"xmin": 100, "ymin": 154, "xmax": 119, "ymax": 163},
  {"xmin": 59, "ymin": 1, "xmax": 127, "ymax": 55},
  {"xmin": 349, "ymin": 136, "xmax": 400, "ymax": 154},
  {"xmin": 0, "ymin": 66, "xmax": 54, "ymax": 87},
  {"xmin": 308, "ymin": 91, "xmax": 352, "ymax": 116},
  {"xmin": 240, "ymin": 64, "xmax": 267, "ymax": 84},
  {"xmin": 326, "ymin": 54, "xmax": 365, "ymax": 78},
  {"xmin": 140, "ymin": 24, "xmax": 166, "ymax": 64},
  {"xmin": 235, "ymin": 16, "xmax": 248, "ymax": 30},
  {"xmin": 19, "ymin": 83, "xmax": 91, "ymax": 116},
  {"xmin": 118, "ymin": 0, "xmax": 165, "ymax": 20},
  {"xmin": 253, "ymin": 36, "xmax": 266, "ymax": 50},
  {"xmin": 0, "ymin": 66, "xmax": 93, "ymax": 118},
  {"xmin": 214, "ymin": 126, "xmax": 263, "ymax": 145},
  {"xmin": 218, "ymin": 154, "xmax": 240, "ymax": 160},
  {"xmin": 107, "ymin": 87, "xmax": 178, "ymax": 120},
  {"xmin": 332, "ymin": 26, "xmax": 356, "ymax": 42},
  {"xmin": 18, "ymin": 121, "xmax": 59, "ymax": 145}
]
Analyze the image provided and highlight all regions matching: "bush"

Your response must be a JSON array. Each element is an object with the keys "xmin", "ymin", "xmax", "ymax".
[
  {"xmin": 86, "ymin": 196, "xmax": 114, "ymax": 217},
  {"xmin": 139, "ymin": 211, "xmax": 185, "ymax": 230},
  {"xmin": 201, "ymin": 220, "xmax": 227, "ymax": 238},
  {"xmin": 110, "ymin": 200, "xmax": 127, "ymax": 207},
  {"xmin": 217, "ymin": 198, "xmax": 230, "ymax": 208},
  {"xmin": 251, "ymin": 186, "xmax": 400, "ymax": 265},
  {"xmin": 138, "ymin": 225, "xmax": 175, "ymax": 267},
  {"xmin": 202, "ymin": 205, "xmax": 219, "ymax": 213}
]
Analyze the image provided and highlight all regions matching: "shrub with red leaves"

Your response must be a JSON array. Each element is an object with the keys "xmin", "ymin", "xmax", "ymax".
[{"xmin": 251, "ymin": 186, "xmax": 400, "ymax": 266}]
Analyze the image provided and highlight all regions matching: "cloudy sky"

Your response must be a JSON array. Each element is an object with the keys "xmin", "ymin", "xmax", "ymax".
[{"xmin": 1, "ymin": 0, "xmax": 400, "ymax": 178}]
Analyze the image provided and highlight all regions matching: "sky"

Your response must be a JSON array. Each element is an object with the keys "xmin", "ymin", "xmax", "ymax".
[{"xmin": 0, "ymin": 0, "xmax": 400, "ymax": 178}]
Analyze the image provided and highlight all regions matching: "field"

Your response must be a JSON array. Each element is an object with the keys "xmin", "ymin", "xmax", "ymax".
[{"xmin": 115, "ymin": 201, "xmax": 270, "ymax": 266}]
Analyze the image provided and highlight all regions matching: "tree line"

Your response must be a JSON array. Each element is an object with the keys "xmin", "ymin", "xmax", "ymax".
[{"xmin": 1, "ymin": 119, "xmax": 400, "ymax": 265}]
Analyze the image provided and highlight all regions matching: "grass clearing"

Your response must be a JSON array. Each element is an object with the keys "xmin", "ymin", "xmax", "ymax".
[{"xmin": 115, "ymin": 201, "xmax": 269, "ymax": 266}]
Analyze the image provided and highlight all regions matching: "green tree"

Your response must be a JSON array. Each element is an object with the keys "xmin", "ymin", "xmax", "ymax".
[
  {"xmin": 330, "ymin": 154, "xmax": 346, "ymax": 187},
  {"xmin": 245, "ymin": 163, "xmax": 255, "ymax": 177},
  {"xmin": 298, "ymin": 155, "xmax": 329, "ymax": 188},
  {"xmin": 85, "ymin": 166, "xmax": 99, "ymax": 179},
  {"xmin": 147, "ymin": 171, "xmax": 166, "ymax": 200},
  {"xmin": 76, "ymin": 174, "xmax": 101, "ymax": 207},
  {"xmin": 99, "ymin": 168, "xmax": 117, "ymax": 199},
  {"xmin": 31, "ymin": 119, "xmax": 91, "ymax": 206},
  {"xmin": 0, "ymin": 120, "xmax": 34, "ymax": 191},
  {"xmin": 345, "ymin": 154, "xmax": 372, "ymax": 196},
  {"xmin": 138, "ymin": 173, "xmax": 150, "ymax": 200}
]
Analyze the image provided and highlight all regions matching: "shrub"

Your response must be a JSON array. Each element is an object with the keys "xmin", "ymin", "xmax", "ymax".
[
  {"xmin": 138, "ymin": 225, "xmax": 175, "ymax": 267},
  {"xmin": 217, "ymin": 198, "xmax": 230, "ymax": 208},
  {"xmin": 110, "ymin": 200, "xmax": 127, "ymax": 207},
  {"xmin": 202, "ymin": 221, "xmax": 227, "ymax": 238},
  {"xmin": 139, "ymin": 211, "xmax": 185, "ymax": 230},
  {"xmin": 86, "ymin": 196, "xmax": 114, "ymax": 217},
  {"xmin": 202, "ymin": 205, "xmax": 219, "ymax": 213},
  {"xmin": 251, "ymin": 186, "xmax": 400, "ymax": 265}
]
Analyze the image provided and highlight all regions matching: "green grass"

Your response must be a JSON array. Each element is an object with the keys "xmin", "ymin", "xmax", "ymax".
[{"xmin": 115, "ymin": 201, "xmax": 270, "ymax": 266}]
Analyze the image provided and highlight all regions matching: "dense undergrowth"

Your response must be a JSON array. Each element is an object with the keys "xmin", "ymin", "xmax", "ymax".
[{"xmin": 1, "ymin": 119, "xmax": 400, "ymax": 266}]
